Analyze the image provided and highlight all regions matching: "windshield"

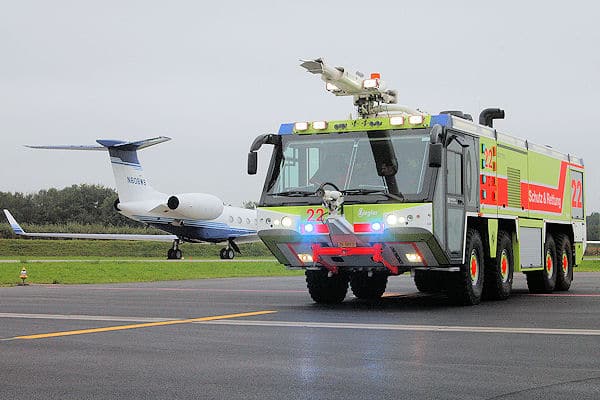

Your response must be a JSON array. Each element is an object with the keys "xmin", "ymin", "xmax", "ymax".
[{"xmin": 265, "ymin": 130, "xmax": 431, "ymax": 200}]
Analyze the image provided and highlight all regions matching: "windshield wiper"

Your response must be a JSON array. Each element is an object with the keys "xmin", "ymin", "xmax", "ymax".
[
  {"xmin": 271, "ymin": 190, "xmax": 316, "ymax": 197},
  {"xmin": 342, "ymin": 188, "xmax": 404, "ymax": 201}
]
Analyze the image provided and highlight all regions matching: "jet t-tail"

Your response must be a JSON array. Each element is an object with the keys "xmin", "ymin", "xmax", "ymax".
[{"xmin": 4, "ymin": 137, "xmax": 257, "ymax": 259}]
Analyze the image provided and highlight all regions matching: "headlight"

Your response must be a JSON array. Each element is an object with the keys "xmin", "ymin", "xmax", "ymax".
[
  {"xmin": 386, "ymin": 214, "xmax": 398, "ymax": 225},
  {"xmin": 281, "ymin": 216, "xmax": 293, "ymax": 228}
]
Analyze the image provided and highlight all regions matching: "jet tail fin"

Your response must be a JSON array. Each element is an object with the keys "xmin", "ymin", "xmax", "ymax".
[{"xmin": 27, "ymin": 136, "xmax": 171, "ymax": 203}]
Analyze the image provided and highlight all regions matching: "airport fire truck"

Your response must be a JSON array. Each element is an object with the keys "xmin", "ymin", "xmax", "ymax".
[{"xmin": 248, "ymin": 58, "xmax": 587, "ymax": 305}]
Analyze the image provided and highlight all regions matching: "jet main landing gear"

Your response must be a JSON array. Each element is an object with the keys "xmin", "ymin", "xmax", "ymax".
[
  {"xmin": 219, "ymin": 239, "xmax": 240, "ymax": 260},
  {"xmin": 219, "ymin": 247, "xmax": 235, "ymax": 260},
  {"xmin": 167, "ymin": 239, "xmax": 183, "ymax": 260}
]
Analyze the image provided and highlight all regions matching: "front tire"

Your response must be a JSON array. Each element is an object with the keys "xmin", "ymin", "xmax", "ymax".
[
  {"xmin": 526, "ymin": 234, "xmax": 557, "ymax": 293},
  {"xmin": 306, "ymin": 270, "xmax": 348, "ymax": 304},
  {"xmin": 350, "ymin": 272, "xmax": 388, "ymax": 300},
  {"xmin": 555, "ymin": 234, "xmax": 573, "ymax": 291},
  {"xmin": 446, "ymin": 228, "xmax": 484, "ymax": 305},
  {"xmin": 483, "ymin": 230, "xmax": 513, "ymax": 300},
  {"xmin": 414, "ymin": 270, "xmax": 443, "ymax": 293}
]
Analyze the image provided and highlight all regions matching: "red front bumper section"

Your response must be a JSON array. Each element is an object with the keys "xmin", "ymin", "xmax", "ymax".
[{"xmin": 311, "ymin": 243, "xmax": 398, "ymax": 275}]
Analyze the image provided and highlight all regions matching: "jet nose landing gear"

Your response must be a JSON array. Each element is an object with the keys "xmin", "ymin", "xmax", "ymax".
[{"xmin": 167, "ymin": 239, "xmax": 183, "ymax": 260}]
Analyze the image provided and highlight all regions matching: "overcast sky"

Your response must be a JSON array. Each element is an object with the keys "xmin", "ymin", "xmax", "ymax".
[{"xmin": 1, "ymin": 0, "xmax": 599, "ymax": 212}]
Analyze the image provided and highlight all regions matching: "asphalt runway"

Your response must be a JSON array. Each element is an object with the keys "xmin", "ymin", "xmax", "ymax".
[{"xmin": 1, "ymin": 273, "xmax": 600, "ymax": 400}]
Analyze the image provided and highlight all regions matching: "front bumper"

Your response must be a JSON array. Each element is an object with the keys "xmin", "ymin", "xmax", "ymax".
[{"xmin": 258, "ymin": 227, "xmax": 451, "ymax": 275}]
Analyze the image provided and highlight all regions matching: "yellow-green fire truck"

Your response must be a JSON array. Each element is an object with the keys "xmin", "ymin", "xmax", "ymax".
[{"xmin": 247, "ymin": 58, "xmax": 586, "ymax": 305}]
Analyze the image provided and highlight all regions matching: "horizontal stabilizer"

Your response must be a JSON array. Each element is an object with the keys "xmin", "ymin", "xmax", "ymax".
[
  {"xmin": 96, "ymin": 136, "xmax": 171, "ymax": 150},
  {"xmin": 26, "ymin": 136, "xmax": 171, "ymax": 151},
  {"xmin": 25, "ymin": 144, "xmax": 105, "ymax": 150}
]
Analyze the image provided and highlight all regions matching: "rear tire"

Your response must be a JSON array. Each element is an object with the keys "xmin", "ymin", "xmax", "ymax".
[
  {"xmin": 483, "ymin": 230, "xmax": 513, "ymax": 300},
  {"xmin": 446, "ymin": 228, "xmax": 484, "ymax": 306},
  {"xmin": 350, "ymin": 272, "xmax": 388, "ymax": 300},
  {"xmin": 526, "ymin": 234, "xmax": 557, "ymax": 293},
  {"xmin": 555, "ymin": 234, "xmax": 573, "ymax": 291},
  {"xmin": 306, "ymin": 270, "xmax": 348, "ymax": 304},
  {"xmin": 413, "ymin": 270, "xmax": 443, "ymax": 293}
]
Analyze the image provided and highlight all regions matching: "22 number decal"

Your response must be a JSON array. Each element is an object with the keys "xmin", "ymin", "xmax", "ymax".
[
  {"xmin": 483, "ymin": 148, "xmax": 494, "ymax": 169},
  {"xmin": 571, "ymin": 178, "xmax": 583, "ymax": 208},
  {"xmin": 306, "ymin": 208, "xmax": 325, "ymax": 222}
]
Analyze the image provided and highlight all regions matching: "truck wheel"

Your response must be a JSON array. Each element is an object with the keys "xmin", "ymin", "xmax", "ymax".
[
  {"xmin": 555, "ymin": 234, "xmax": 573, "ymax": 291},
  {"xmin": 446, "ymin": 228, "xmax": 484, "ymax": 305},
  {"xmin": 350, "ymin": 272, "xmax": 388, "ymax": 300},
  {"xmin": 305, "ymin": 270, "xmax": 348, "ymax": 304},
  {"xmin": 413, "ymin": 270, "xmax": 442, "ymax": 293},
  {"xmin": 483, "ymin": 230, "xmax": 513, "ymax": 300},
  {"xmin": 526, "ymin": 234, "xmax": 557, "ymax": 293}
]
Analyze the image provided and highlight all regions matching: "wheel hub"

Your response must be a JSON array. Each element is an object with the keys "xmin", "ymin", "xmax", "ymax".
[
  {"xmin": 500, "ymin": 250, "xmax": 509, "ymax": 282},
  {"xmin": 469, "ymin": 250, "xmax": 479, "ymax": 285},
  {"xmin": 545, "ymin": 251, "xmax": 554, "ymax": 278}
]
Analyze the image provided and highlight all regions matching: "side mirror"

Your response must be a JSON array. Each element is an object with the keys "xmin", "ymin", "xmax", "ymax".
[
  {"xmin": 247, "ymin": 152, "xmax": 258, "ymax": 175},
  {"xmin": 429, "ymin": 143, "xmax": 442, "ymax": 168}
]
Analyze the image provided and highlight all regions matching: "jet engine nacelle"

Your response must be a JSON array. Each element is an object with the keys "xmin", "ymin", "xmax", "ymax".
[{"xmin": 167, "ymin": 193, "xmax": 224, "ymax": 220}]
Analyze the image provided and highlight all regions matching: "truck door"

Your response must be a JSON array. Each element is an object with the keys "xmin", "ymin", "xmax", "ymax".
[{"xmin": 445, "ymin": 136, "xmax": 468, "ymax": 260}]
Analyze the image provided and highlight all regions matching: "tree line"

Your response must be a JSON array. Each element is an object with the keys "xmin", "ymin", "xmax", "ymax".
[
  {"xmin": 0, "ymin": 184, "xmax": 135, "ymax": 227},
  {"xmin": 0, "ymin": 184, "xmax": 599, "ymax": 240}
]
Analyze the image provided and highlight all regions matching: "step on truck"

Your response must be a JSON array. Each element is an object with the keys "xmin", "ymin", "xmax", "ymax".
[{"xmin": 247, "ymin": 58, "xmax": 587, "ymax": 305}]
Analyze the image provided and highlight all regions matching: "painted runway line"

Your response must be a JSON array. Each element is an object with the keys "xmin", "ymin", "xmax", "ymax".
[
  {"xmin": 199, "ymin": 319, "xmax": 600, "ymax": 336},
  {"xmin": 0, "ymin": 312, "xmax": 174, "ymax": 323},
  {"xmin": 3, "ymin": 310, "xmax": 276, "ymax": 341}
]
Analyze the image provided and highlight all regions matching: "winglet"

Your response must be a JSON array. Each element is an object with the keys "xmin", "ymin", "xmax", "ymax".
[{"xmin": 3, "ymin": 210, "xmax": 26, "ymax": 235}]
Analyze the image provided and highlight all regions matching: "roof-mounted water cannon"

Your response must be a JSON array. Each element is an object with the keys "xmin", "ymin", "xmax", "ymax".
[{"xmin": 300, "ymin": 58, "xmax": 400, "ymax": 118}]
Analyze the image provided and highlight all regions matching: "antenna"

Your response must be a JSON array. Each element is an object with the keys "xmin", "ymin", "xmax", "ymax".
[{"xmin": 300, "ymin": 58, "xmax": 398, "ymax": 118}]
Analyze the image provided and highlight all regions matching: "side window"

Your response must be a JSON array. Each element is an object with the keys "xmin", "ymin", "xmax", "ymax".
[
  {"xmin": 446, "ymin": 141, "xmax": 463, "ymax": 195},
  {"xmin": 279, "ymin": 147, "xmax": 299, "ymax": 190}
]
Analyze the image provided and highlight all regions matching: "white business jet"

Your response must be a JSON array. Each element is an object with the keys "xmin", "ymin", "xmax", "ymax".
[{"xmin": 3, "ymin": 137, "xmax": 257, "ymax": 259}]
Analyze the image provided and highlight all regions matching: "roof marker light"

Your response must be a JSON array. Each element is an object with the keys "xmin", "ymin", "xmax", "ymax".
[
  {"xmin": 390, "ymin": 116, "xmax": 404, "ymax": 126},
  {"xmin": 312, "ymin": 121, "xmax": 328, "ymax": 130},
  {"xmin": 408, "ymin": 115, "xmax": 424, "ymax": 125},
  {"xmin": 295, "ymin": 122, "xmax": 308, "ymax": 131}
]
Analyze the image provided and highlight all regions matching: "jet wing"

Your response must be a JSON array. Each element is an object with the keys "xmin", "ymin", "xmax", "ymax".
[
  {"xmin": 230, "ymin": 233, "xmax": 260, "ymax": 244},
  {"xmin": 3, "ymin": 209, "xmax": 176, "ymax": 242}
]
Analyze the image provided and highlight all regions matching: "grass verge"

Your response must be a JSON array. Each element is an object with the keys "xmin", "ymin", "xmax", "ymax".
[
  {"xmin": 0, "ymin": 260, "xmax": 302, "ymax": 285},
  {"xmin": 1, "ymin": 259, "xmax": 598, "ymax": 286}
]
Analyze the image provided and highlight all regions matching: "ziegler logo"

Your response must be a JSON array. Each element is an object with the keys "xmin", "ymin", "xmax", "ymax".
[
  {"xmin": 127, "ymin": 176, "xmax": 147, "ymax": 186},
  {"xmin": 357, "ymin": 208, "xmax": 378, "ymax": 218}
]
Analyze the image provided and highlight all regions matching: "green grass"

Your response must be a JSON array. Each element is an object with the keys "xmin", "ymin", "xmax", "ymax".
[
  {"xmin": 576, "ymin": 259, "xmax": 600, "ymax": 272},
  {"xmin": 0, "ymin": 260, "xmax": 302, "ymax": 285},
  {"xmin": 0, "ymin": 238, "xmax": 272, "ymax": 258},
  {"xmin": 1, "ymin": 259, "xmax": 597, "ymax": 286}
]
